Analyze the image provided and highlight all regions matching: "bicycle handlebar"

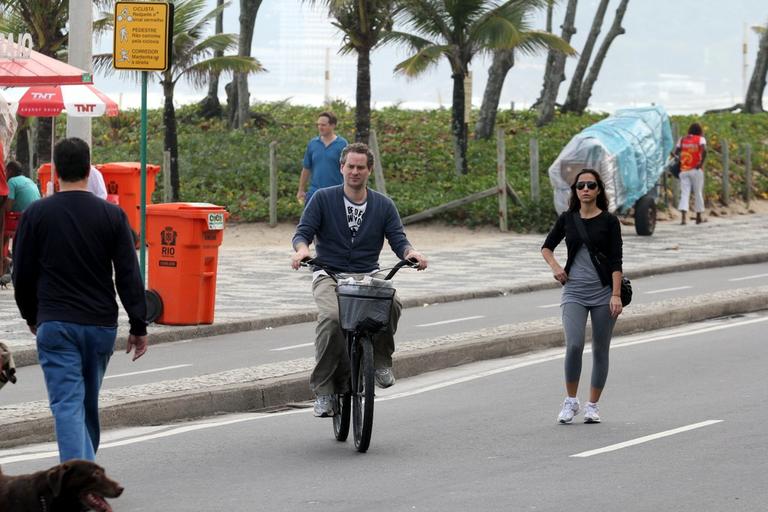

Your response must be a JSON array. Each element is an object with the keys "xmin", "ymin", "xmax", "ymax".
[{"xmin": 300, "ymin": 257, "xmax": 418, "ymax": 282}]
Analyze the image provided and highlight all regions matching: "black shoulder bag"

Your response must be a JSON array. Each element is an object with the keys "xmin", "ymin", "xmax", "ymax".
[{"xmin": 571, "ymin": 213, "xmax": 632, "ymax": 306}]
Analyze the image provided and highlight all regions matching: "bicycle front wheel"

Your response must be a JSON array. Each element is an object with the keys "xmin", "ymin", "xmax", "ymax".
[{"xmin": 351, "ymin": 335, "xmax": 375, "ymax": 452}]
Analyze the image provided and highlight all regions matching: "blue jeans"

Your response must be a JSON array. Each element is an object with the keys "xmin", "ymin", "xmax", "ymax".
[{"xmin": 37, "ymin": 321, "xmax": 116, "ymax": 462}]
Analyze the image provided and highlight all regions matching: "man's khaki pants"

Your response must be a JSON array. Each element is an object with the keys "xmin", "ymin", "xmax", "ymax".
[{"xmin": 310, "ymin": 275, "xmax": 402, "ymax": 395}]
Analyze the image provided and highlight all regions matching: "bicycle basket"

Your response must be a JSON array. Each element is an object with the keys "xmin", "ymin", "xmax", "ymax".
[{"xmin": 336, "ymin": 279, "xmax": 395, "ymax": 332}]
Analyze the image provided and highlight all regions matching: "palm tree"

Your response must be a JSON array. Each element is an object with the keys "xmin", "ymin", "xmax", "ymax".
[
  {"xmin": 95, "ymin": 0, "xmax": 264, "ymax": 201},
  {"xmin": 304, "ymin": 0, "xmax": 399, "ymax": 143},
  {"xmin": 390, "ymin": 0, "xmax": 573, "ymax": 175}
]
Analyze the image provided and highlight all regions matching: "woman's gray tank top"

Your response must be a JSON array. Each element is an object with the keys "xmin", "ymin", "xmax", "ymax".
[{"xmin": 561, "ymin": 246, "xmax": 612, "ymax": 307}]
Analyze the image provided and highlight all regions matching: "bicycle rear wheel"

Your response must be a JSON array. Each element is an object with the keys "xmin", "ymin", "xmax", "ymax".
[
  {"xmin": 333, "ymin": 392, "xmax": 350, "ymax": 441},
  {"xmin": 351, "ymin": 335, "xmax": 375, "ymax": 452}
]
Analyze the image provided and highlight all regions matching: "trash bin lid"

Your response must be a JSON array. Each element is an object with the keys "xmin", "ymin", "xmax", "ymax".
[
  {"xmin": 146, "ymin": 203, "xmax": 229, "ymax": 225},
  {"xmin": 96, "ymin": 162, "xmax": 161, "ymax": 174}
]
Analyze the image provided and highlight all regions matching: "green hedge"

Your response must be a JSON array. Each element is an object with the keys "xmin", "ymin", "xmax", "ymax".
[{"xmin": 90, "ymin": 103, "xmax": 768, "ymax": 232}]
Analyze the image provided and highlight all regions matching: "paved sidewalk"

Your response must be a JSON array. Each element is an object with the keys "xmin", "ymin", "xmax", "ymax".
[{"xmin": 2, "ymin": 212, "xmax": 768, "ymax": 363}]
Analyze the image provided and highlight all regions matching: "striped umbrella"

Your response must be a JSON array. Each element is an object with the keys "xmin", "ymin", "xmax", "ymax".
[
  {"xmin": 1, "ymin": 83, "xmax": 119, "ymax": 118},
  {"xmin": 0, "ymin": 84, "xmax": 119, "ymax": 191}
]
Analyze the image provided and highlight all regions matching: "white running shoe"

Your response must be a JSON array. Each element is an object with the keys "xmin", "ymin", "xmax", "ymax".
[
  {"xmin": 557, "ymin": 397, "xmax": 580, "ymax": 424},
  {"xmin": 375, "ymin": 368, "xmax": 396, "ymax": 388},
  {"xmin": 584, "ymin": 402, "xmax": 601, "ymax": 423},
  {"xmin": 313, "ymin": 394, "xmax": 334, "ymax": 417}
]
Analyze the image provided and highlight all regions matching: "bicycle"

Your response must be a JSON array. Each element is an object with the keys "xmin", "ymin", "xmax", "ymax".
[{"xmin": 301, "ymin": 257, "xmax": 418, "ymax": 452}]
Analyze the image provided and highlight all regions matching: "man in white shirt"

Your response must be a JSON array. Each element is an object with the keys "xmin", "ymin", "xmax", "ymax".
[{"xmin": 87, "ymin": 166, "xmax": 108, "ymax": 200}]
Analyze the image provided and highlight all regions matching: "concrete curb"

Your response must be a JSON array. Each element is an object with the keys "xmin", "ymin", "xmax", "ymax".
[
  {"xmin": 8, "ymin": 251, "xmax": 768, "ymax": 369},
  {"xmin": 2, "ymin": 286, "xmax": 766, "ymax": 449}
]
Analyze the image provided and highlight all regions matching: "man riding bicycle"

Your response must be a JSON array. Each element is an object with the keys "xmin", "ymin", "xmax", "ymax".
[{"xmin": 290, "ymin": 142, "xmax": 428, "ymax": 417}]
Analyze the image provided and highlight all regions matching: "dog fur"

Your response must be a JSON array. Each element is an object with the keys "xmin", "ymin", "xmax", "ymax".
[{"xmin": 0, "ymin": 460, "xmax": 123, "ymax": 512}]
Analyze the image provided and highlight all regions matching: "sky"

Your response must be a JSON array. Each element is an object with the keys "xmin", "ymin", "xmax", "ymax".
[{"xmin": 93, "ymin": 0, "xmax": 768, "ymax": 115}]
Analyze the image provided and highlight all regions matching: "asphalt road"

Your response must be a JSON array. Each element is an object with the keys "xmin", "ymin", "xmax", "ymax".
[
  {"xmin": 1, "ymin": 262, "xmax": 766, "ymax": 406},
  {"xmin": 1, "ymin": 312, "xmax": 766, "ymax": 511}
]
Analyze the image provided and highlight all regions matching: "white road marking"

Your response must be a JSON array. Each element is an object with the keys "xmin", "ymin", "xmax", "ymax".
[
  {"xmin": 417, "ymin": 315, "xmax": 485, "ymax": 327},
  {"xmin": 271, "ymin": 342, "xmax": 314, "ymax": 351},
  {"xmin": 644, "ymin": 286, "xmax": 692, "ymax": 294},
  {"xmin": 104, "ymin": 364, "xmax": 192, "ymax": 380},
  {"xmin": 537, "ymin": 303, "xmax": 561, "ymax": 309},
  {"xmin": 2, "ymin": 315, "xmax": 764, "ymax": 465},
  {"xmin": 570, "ymin": 420, "xmax": 723, "ymax": 458},
  {"xmin": 613, "ymin": 316, "xmax": 768, "ymax": 349},
  {"xmin": 729, "ymin": 273, "xmax": 768, "ymax": 282}
]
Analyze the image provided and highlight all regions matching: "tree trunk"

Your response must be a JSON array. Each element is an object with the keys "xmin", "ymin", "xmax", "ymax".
[
  {"xmin": 35, "ymin": 117, "xmax": 52, "ymax": 164},
  {"xmin": 225, "ymin": 80, "xmax": 238, "ymax": 128},
  {"xmin": 475, "ymin": 49, "xmax": 514, "ymax": 140},
  {"xmin": 15, "ymin": 118, "xmax": 30, "ymax": 172},
  {"xmin": 561, "ymin": 0, "xmax": 609, "ymax": 113},
  {"xmin": 536, "ymin": 0, "xmax": 578, "ymax": 127},
  {"xmin": 199, "ymin": 0, "xmax": 225, "ymax": 119},
  {"xmin": 234, "ymin": 0, "xmax": 263, "ymax": 128},
  {"xmin": 451, "ymin": 72, "xmax": 468, "ymax": 176},
  {"xmin": 355, "ymin": 46, "xmax": 371, "ymax": 143},
  {"xmin": 575, "ymin": 0, "xmax": 630, "ymax": 113},
  {"xmin": 530, "ymin": 1, "xmax": 555, "ymax": 111},
  {"xmin": 545, "ymin": 1, "xmax": 553, "ymax": 32},
  {"xmin": 745, "ymin": 23, "xmax": 768, "ymax": 113},
  {"xmin": 163, "ymin": 81, "xmax": 180, "ymax": 202}
]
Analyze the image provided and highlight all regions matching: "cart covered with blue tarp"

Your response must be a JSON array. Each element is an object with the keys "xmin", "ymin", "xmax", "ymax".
[{"xmin": 547, "ymin": 106, "xmax": 674, "ymax": 235}]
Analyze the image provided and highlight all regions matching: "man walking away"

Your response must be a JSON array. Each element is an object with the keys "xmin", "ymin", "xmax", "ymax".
[{"xmin": 12, "ymin": 138, "xmax": 148, "ymax": 462}]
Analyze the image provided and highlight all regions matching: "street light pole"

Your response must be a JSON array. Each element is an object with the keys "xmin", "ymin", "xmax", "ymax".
[{"xmin": 67, "ymin": 0, "xmax": 93, "ymax": 145}]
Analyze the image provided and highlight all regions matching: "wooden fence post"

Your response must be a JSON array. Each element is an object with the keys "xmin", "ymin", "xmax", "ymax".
[
  {"xmin": 496, "ymin": 128, "xmax": 508, "ymax": 232},
  {"xmin": 368, "ymin": 129, "xmax": 387, "ymax": 196},
  {"xmin": 529, "ymin": 137, "xmax": 539, "ymax": 202},
  {"xmin": 722, "ymin": 140, "xmax": 729, "ymax": 206},
  {"xmin": 744, "ymin": 143, "xmax": 752, "ymax": 208},
  {"xmin": 163, "ymin": 150, "xmax": 171, "ymax": 203},
  {"xmin": 269, "ymin": 141, "xmax": 278, "ymax": 227}
]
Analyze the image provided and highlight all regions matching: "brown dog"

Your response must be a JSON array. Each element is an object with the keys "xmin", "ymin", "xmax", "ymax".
[{"xmin": 0, "ymin": 459, "xmax": 123, "ymax": 511}]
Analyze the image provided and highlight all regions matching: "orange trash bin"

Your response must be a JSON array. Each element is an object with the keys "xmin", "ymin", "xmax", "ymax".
[
  {"xmin": 36, "ymin": 163, "xmax": 59, "ymax": 195},
  {"xmin": 96, "ymin": 162, "xmax": 161, "ymax": 236},
  {"xmin": 37, "ymin": 162, "xmax": 160, "ymax": 235},
  {"xmin": 145, "ymin": 203, "xmax": 229, "ymax": 325}
]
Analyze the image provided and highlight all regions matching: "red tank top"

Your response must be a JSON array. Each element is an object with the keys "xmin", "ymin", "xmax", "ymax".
[{"xmin": 679, "ymin": 134, "xmax": 704, "ymax": 171}]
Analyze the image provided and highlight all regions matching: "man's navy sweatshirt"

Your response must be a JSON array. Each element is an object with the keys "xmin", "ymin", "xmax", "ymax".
[{"xmin": 292, "ymin": 185, "xmax": 412, "ymax": 273}]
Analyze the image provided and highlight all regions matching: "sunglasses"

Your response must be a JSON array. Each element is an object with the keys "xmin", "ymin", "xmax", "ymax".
[{"xmin": 575, "ymin": 181, "xmax": 598, "ymax": 190}]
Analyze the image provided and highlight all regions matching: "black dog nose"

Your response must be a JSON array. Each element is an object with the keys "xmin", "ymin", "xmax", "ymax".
[{"xmin": 115, "ymin": 486, "xmax": 124, "ymax": 497}]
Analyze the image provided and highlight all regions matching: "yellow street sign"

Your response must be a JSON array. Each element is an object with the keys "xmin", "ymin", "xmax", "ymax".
[{"xmin": 113, "ymin": 1, "xmax": 173, "ymax": 71}]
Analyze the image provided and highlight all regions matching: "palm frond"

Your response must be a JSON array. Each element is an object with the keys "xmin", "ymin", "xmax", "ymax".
[
  {"xmin": 393, "ymin": 43, "xmax": 448, "ymax": 77},
  {"xmin": 176, "ymin": 55, "xmax": 264, "ymax": 88}
]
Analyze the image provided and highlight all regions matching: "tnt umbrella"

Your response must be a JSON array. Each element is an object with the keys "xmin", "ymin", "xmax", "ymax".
[
  {"xmin": 2, "ymin": 83, "xmax": 118, "ymax": 117},
  {"xmin": 1, "ymin": 83, "xmax": 119, "ymax": 190}
]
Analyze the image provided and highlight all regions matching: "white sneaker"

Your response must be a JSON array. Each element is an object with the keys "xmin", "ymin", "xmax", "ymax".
[
  {"xmin": 375, "ymin": 368, "xmax": 395, "ymax": 388},
  {"xmin": 557, "ymin": 397, "xmax": 580, "ymax": 424},
  {"xmin": 584, "ymin": 402, "xmax": 601, "ymax": 423},
  {"xmin": 313, "ymin": 395, "xmax": 334, "ymax": 417}
]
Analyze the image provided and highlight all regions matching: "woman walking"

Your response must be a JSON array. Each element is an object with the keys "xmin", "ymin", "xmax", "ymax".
[
  {"xmin": 675, "ymin": 122, "xmax": 707, "ymax": 225},
  {"xmin": 541, "ymin": 169, "xmax": 624, "ymax": 424}
]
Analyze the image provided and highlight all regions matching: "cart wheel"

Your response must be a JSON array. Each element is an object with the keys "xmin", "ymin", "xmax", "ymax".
[
  {"xmin": 145, "ymin": 289, "xmax": 163, "ymax": 323},
  {"xmin": 634, "ymin": 194, "xmax": 656, "ymax": 236}
]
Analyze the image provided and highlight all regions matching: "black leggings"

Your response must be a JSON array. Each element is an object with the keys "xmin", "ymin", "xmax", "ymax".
[{"xmin": 562, "ymin": 302, "xmax": 617, "ymax": 389}]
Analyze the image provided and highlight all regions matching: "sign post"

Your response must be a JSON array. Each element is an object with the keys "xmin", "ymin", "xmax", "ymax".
[{"xmin": 113, "ymin": 1, "xmax": 173, "ymax": 280}]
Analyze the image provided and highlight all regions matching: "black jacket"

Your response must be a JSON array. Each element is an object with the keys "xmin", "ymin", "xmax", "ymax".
[
  {"xmin": 542, "ymin": 210, "xmax": 623, "ymax": 287},
  {"xmin": 12, "ymin": 191, "xmax": 147, "ymax": 336}
]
